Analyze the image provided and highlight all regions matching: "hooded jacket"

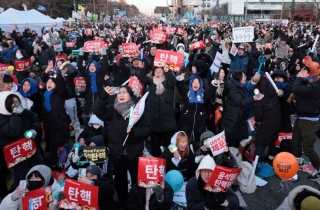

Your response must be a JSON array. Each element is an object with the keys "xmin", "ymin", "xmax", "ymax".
[
  {"xmin": 0, "ymin": 165, "xmax": 61, "ymax": 210},
  {"xmin": 78, "ymin": 114, "xmax": 107, "ymax": 144},
  {"xmin": 19, "ymin": 78, "xmax": 42, "ymax": 117}
]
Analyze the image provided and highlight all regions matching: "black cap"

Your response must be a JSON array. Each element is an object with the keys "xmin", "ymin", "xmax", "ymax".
[
  {"xmin": 264, "ymin": 48, "xmax": 272, "ymax": 55},
  {"xmin": 281, "ymin": 37, "xmax": 287, "ymax": 41},
  {"xmin": 1, "ymin": 42, "xmax": 8, "ymax": 48},
  {"xmin": 132, "ymin": 57, "xmax": 141, "ymax": 62},
  {"xmin": 86, "ymin": 165, "xmax": 101, "ymax": 177}
]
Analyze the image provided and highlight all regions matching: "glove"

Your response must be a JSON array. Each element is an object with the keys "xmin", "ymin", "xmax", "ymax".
[
  {"xmin": 128, "ymin": 128, "xmax": 134, "ymax": 137},
  {"xmin": 216, "ymin": 192, "xmax": 227, "ymax": 205},
  {"xmin": 205, "ymin": 193, "xmax": 215, "ymax": 209},
  {"xmin": 102, "ymin": 47, "xmax": 107, "ymax": 55},
  {"xmin": 25, "ymin": 129, "xmax": 37, "ymax": 139},
  {"xmin": 152, "ymin": 185, "xmax": 164, "ymax": 201},
  {"xmin": 251, "ymin": 72, "xmax": 260, "ymax": 84},
  {"xmin": 79, "ymin": 47, "xmax": 84, "ymax": 56},
  {"xmin": 72, "ymin": 155, "xmax": 80, "ymax": 163},
  {"xmin": 11, "ymin": 186, "xmax": 25, "ymax": 201},
  {"xmin": 12, "ymin": 102, "xmax": 24, "ymax": 115}
]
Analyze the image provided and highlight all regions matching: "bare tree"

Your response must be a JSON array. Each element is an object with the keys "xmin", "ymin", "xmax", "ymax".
[{"xmin": 306, "ymin": 0, "xmax": 320, "ymax": 24}]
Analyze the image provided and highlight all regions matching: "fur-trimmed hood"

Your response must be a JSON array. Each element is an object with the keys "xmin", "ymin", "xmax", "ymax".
[{"xmin": 242, "ymin": 42, "xmax": 252, "ymax": 53}]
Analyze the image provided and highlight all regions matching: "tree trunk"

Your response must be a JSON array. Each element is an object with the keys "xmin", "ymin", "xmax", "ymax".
[{"xmin": 290, "ymin": 0, "xmax": 295, "ymax": 22}]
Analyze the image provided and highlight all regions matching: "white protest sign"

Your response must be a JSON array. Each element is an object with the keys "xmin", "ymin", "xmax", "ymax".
[
  {"xmin": 230, "ymin": 44, "xmax": 238, "ymax": 56},
  {"xmin": 232, "ymin": 27, "xmax": 254, "ymax": 43},
  {"xmin": 206, "ymin": 130, "xmax": 227, "ymax": 156},
  {"xmin": 173, "ymin": 182, "xmax": 187, "ymax": 204},
  {"xmin": 210, "ymin": 52, "xmax": 222, "ymax": 74}
]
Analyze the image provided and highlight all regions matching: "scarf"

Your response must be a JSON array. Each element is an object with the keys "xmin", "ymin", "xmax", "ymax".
[
  {"xmin": 89, "ymin": 72, "xmax": 98, "ymax": 93},
  {"xmin": 114, "ymin": 98, "xmax": 135, "ymax": 120},
  {"xmin": 44, "ymin": 90, "xmax": 53, "ymax": 112},
  {"xmin": 277, "ymin": 81, "xmax": 287, "ymax": 89},
  {"xmin": 303, "ymin": 76, "xmax": 317, "ymax": 81},
  {"xmin": 189, "ymin": 78, "xmax": 204, "ymax": 104},
  {"xmin": 153, "ymin": 77, "xmax": 166, "ymax": 95},
  {"xmin": 239, "ymin": 82, "xmax": 253, "ymax": 109}
]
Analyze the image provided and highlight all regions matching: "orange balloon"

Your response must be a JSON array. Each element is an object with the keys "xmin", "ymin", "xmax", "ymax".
[{"xmin": 273, "ymin": 152, "xmax": 299, "ymax": 180}]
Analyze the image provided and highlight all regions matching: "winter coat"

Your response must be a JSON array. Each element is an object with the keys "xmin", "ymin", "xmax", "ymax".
[
  {"xmin": 228, "ymin": 51, "xmax": 249, "ymax": 76},
  {"xmin": 77, "ymin": 55, "xmax": 109, "ymax": 115},
  {"xmin": 276, "ymin": 185, "xmax": 320, "ymax": 210},
  {"xmin": 1, "ymin": 45, "xmax": 19, "ymax": 62},
  {"xmin": 93, "ymin": 91, "xmax": 150, "ymax": 159},
  {"xmin": 0, "ymin": 92, "xmax": 40, "ymax": 149},
  {"xmin": 0, "ymin": 165, "xmax": 62, "ymax": 210},
  {"xmin": 42, "ymin": 76, "xmax": 69, "ymax": 147},
  {"xmin": 92, "ymin": 178, "xmax": 118, "ymax": 210},
  {"xmin": 140, "ymin": 69, "xmax": 177, "ymax": 133},
  {"xmin": 208, "ymin": 41, "xmax": 222, "ymax": 60},
  {"xmin": 254, "ymin": 77, "xmax": 281, "ymax": 147},
  {"xmin": 38, "ymin": 44, "xmax": 55, "ymax": 66},
  {"xmin": 48, "ymin": 31, "xmax": 63, "ymax": 46},
  {"xmin": 78, "ymin": 115, "xmax": 107, "ymax": 144},
  {"xmin": 276, "ymin": 38, "xmax": 290, "ymax": 60},
  {"xmin": 186, "ymin": 177, "xmax": 239, "ymax": 210},
  {"xmin": 223, "ymin": 78, "xmax": 255, "ymax": 144},
  {"xmin": 126, "ymin": 182, "xmax": 174, "ymax": 210},
  {"xmin": 262, "ymin": 32, "xmax": 273, "ymax": 45},
  {"xmin": 221, "ymin": 40, "xmax": 231, "ymax": 65},
  {"xmin": 248, "ymin": 48, "xmax": 262, "ymax": 79},
  {"xmin": 111, "ymin": 64, "xmax": 130, "ymax": 86},
  {"xmin": 176, "ymin": 78, "xmax": 217, "ymax": 142}
]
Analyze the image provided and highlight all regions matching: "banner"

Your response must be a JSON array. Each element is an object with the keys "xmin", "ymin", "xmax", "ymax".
[
  {"xmin": 138, "ymin": 157, "xmax": 166, "ymax": 188},
  {"xmin": 61, "ymin": 178, "xmax": 99, "ymax": 209},
  {"xmin": 173, "ymin": 182, "xmax": 187, "ymax": 204},
  {"xmin": 0, "ymin": 63, "xmax": 10, "ymax": 72},
  {"xmin": 3, "ymin": 138, "xmax": 36, "ymax": 169},
  {"xmin": 66, "ymin": 42, "xmax": 75, "ymax": 48},
  {"xmin": 154, "ymin": 49, "xmax": 184, "ymax": 72},
  {"xmin": 128, "ymin": 92, "xmax": 149, "ymax": 128},
  {"xmin": 128, "ymin": 76, "xmax": 145, "ymax": 98},
  {"xmin": 209, "ymin": 52, "xmax": 222, "ymax": 73},
  {"xmin": 177, "ymin": 28, "xmax": 184, "ymax": 35},
  {"xmin": 53, "ymin": 44, "xmax": 63, "ymax": 52},
  {"xmin": 230, "ymin": 44, "xmax": 238, "ymax": 56},
  {"xmin": 167, "ymin": 27, "xmax": 176, "ymax": 34},
  {"xmin": 82, "ymin": 146, "xmax": 107, "ymax": 163},
  {"xmin": 56, "ymin": 55, "xmax": 67, "ymax": 61},
  {"xmin": 232, "ymin": 27, "xmax": 254, "ymax": 43},
  {"xmin": 204, "ymin": 166, "xmax": 242, "ymax": 192},
  {"xmin": 275, "ymin": 132, "xmax": 292, "ymax": 148},
  {"xmin": 22, "ymin": 186, "xmax": 53, "ymax": 210},
  {"xmin": 14, "ymin": 59, "xmax": 30, "ymax": 71},
  {"xmin": 83, "ymin": 40, "xmax": 105, "ymax": 52},
  {"xmin": 189, "ymin": 41, "xmax": 205, "ymax": 51},
  {"xmin": 151, "ymin": 29, "xmax": 167, "ymax": 44},
  {"xmin": 248, "ymin": 117, "xmax": 256, "ymax": 131},
  {"xmin": 206, "ymin": 130, "xmax": 227, "ymax": 156},
  {"xmin": 122, "ymin": 43, "xmax": 139, "ymax": 57}
]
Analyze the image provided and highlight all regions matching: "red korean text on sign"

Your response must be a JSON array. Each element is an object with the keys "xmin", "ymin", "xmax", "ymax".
[
  {"xmin": 22, "ymin": 186, "xmax": 53, "ymax": 210},
  {"xmin": 0, "ymin": 63, "xmax": 10, "ymax": 72},
  {"xmin": 62, "ymin": 178, "xmax": 99, "ymax": 209},
  {"xmin": 122, "ymin": 43, "xmax": 139, "ymax": 57},
  {"xmin": 154, "ymin": 49, "xmax": 184, "ymax": 72},
  {"xmin": 275, "ymin": 132, "xmax": 292, "ymax": 148},
  {"xmin": 177, "ymin": 28, "xmax": 184, "ymax": 35},
  {"xmin": 83, "ymin": 40, "xmax": 105, "ymax": 52},
  {"xmin": 204, "ymin": 166, "xmax": 242, "ymax": 192},
  {"xmin": 66, "ymin": 42, "xmax": 74, "ymax": 47},
  {"xmin": 15, "ymin": 59, "xmax": 31, "ymax": 71},
  {"xmin": 138, "ymin": 157, "xmax": 167, "ymax": 188},
  {"xmin": 73, "ymin": 77, "xmax": 86, "ymax": 89},
  {"xmin": 56, "ymin": 55, "xmax": 67, "ymax": 61},
  {"xmin": 4, "ymin": 137, "xmax": 36, "ymax": 169},
  {"xmin": 128, "ymin": 76, "xmax": 145, "ymax": 98},
  {"xmin": 189, "ymin": 41, "xmax": 205, "ymax": 51},
  {"xmin": 151, "ymin": 29, "xmax": 167, "ymax": 44},
  {"xmin": 206, "ymin": 130, "xmax": 227, "ymax": 156}
]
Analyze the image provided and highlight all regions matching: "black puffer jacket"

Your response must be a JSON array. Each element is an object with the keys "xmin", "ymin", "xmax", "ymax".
[{"xmin": 93, "ymin": 91, "xmax": 150, "ymax": 159}]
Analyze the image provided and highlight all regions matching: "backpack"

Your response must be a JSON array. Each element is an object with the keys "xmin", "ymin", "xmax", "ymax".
[{"xmin": 237, "ymin": 161, "xmax": 257, "ymax": 194}]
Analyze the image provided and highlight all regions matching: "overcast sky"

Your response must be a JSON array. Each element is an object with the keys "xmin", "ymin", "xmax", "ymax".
[{"xmin": 126, "ymin": 0, "xmax": 168, "ymax": 14}]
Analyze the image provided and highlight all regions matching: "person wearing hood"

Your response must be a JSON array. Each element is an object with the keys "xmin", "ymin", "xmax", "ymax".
[
  {"xmin": 78, "ymin": 114, "xmax": 107, "ymax": 146},
  {"xmin": 77, "ymin": 47, "xmax": 109, "ymax": 120},
  {"xmin": 186, "ymin": 155, "xmax": 239, "ymax": 210},
  {"xmin": 93, "ymin": 85, "xmax": 150, "ymax": 208},
  {"xmin": 29, "ymin": 69, "xmax": 41, "ymax": 84},
  {"xmin": 276, "ymin": 185, "xmax": 320, "ymax": 210},
  {"xmin": 0, "ymin": 92, "xmax": 44, "ymax": 190},
  {"xmin": 12, "ymin": 50, "xmax": 29, "ymax": 84},
  {"xmin": 189, "ymin": 60, "xmax": 210, "ymax": 89},
  {"xmin": 176, "ymin": 43, "xmax": 190, "ymax": 64},
  {"xmin": 254, "ymin": 76, "xmax": 281, "ymax": 163},
  {"xmin": 140, "ymin": 65, "xmax": 177, "ymax": 157},
  {"xmin": 41, "ymin": 71, "xmax": 69, "ymax": 168},
  {"xmin": 144, "ymin": 45, "xmax": 157, "ymax": 71},
  {"xmin": 161, "ymin": 131, "xmax": 198, "ymax": 181},
  {"xmin": 228, "ymin": 45, "xmax": 249, "ymax": 78},
  {"xmin": 0, "ymin": 70, "xmax": 28, "ymax": 109},
  {"xmin": 48, "ymin": 30, "xmax": 63, "ymax": 46},
  {"xmin": 119, "ymin": 56, "xmax": 146, "ymax": 83},
  {"xmin": 0, "ymin": 165, "xmax": 62, "ymax": 209},
  {"xmin": 176, "ymin": 74, "xmax": 217, "ymax": 150},
  {"xmin": 37, "ymin": 41, "xmax": 55, "ymax": 69},
  {"xmin": 1, "ymin": 41, "xmax": 19, "ymax": 63}
]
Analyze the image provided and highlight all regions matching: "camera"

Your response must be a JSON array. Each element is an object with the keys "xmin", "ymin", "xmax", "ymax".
[
  {"xmin": 49, "ymin": 68, "xmax": 62, "ymax": 78},
  {"xmin": 103, "ymin": 77, "xmax": 114, "ymax": 87}
]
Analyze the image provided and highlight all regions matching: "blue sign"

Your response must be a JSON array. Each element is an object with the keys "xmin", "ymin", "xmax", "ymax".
[
  {"xmin": 38, "ymin": 5, "xmax": 46, "ymax": 11},
  {"xmin": 117, "ymin": 11, "xmax": 126, "ymax": 16}
]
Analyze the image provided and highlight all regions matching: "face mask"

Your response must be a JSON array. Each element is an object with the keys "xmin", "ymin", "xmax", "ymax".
[
  {"xmin": 16, "ymin": 53, "xmax": 23, "ymax": 59},
  {"xmin": 28, "ymin": 180, "xmax": 43, "ymax": 191},
  {"xmin": 93, "ymin": 125, "xmax": 101, "ymax": 129},
  {"xmin": 179, "ymin": 49, "xmax": 184, "ymax": 52}
]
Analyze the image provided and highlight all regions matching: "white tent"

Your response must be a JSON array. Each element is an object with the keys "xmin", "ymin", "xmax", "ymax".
[{"xmin": 0, "ymin": 8, "xmax": 63, "ymax": 35}]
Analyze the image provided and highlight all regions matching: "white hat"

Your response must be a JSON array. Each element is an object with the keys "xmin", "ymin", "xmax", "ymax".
[
  {"xmin": 170, "ymin": 131, "xmax": 187, "ymax": 145},
  {"xmin": 196, "ymin": 155, "xmax": 216, "ymax": 179}
]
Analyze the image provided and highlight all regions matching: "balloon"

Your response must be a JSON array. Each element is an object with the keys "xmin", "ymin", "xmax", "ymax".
[
  {"xmin": 273, "ymin": 152, "xmax": 299, "ymax": 180},
  {"xmin": 8, "ymin": 66, "xmax": 14, "ymax": 71},
  {"xmin": 165, "ymin": 170, "xmax": 184, "ymax": 192}
]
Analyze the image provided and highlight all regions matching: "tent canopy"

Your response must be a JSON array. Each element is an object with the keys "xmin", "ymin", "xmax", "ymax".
[{"xmin": 0, "ymin": 8, "xmax": 63, "ymax": 35}]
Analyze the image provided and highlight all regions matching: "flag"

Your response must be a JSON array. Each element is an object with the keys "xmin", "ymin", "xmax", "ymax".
[
  {"xmin": 87, "ymin": 11, "xmax": 92, "ymax": 19},
  {"xmin": 38, "ymin": 5, "xmax": 46, "ymax": 11},
  {"xmin": 214, "ymin": 0, "xmax": 219, "ymax": 12},
  {"xmin": 78, "ymin": 4, "xmax": 83, "ymax": 10}
]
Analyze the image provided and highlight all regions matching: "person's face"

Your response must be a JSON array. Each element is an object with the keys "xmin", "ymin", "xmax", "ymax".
[
  {"xmin": 238, "ymin": 49, "xmax": 244, "ymax": 56},
  {"xmin": 274, "ymin": 76, "xmax": 284, "ymax": 82},
  {"xmin": 177, "ymin": 138, "xmax": 188, "ymax": 152},
  {"xmin": 46, "ymin": 79, "xmax": 56, "ymax": 91},
  {"xmin": 133, "ymin": 60, "xmax": 140, "ymax": 67},
  {"xmin": 240, "ymin": 73, "xmax": 247, "ymax": 84},
  {"xmin": 154, "ymin": 68, "xmax": 164, "ymax": 78},
  {"xmin": 219, "ymin": 70, "xmax": 225, "ymax": 80},
  {"xmin": 301, "ymin": 68, "xmax": 310, "ymax": 77},
  {"xmin": 86, "ymin": 172, "xmax": 98, "ymax": 181},
  {"xmin": 11, "ymin": 97, "xmax": 20, "ymax": 109},
  {"xmin": 117, "ymin": 87, "xmax": 131, "ymax": 103},
  {"xmin": 191, "ymin": 66, "xmax": 197, "ymax": 74},
  {"xmin": 192, "ymin": 78, "xmax": 200, "ymax": 91},
  {"xmin": 22, "ymin": 81, "xmax": 31, "ymax": 93},
  {"xmin": 16, "ymin": 32, "xmax": 21, "ymax": 37},
  {"xmin": 30, "ymin": 56, "xmax": 35, "ymax": 62},
  {"xmin": 150, "ymin": 47, "xmax": 157, "ymax": 56},
  {"xmin": 89, "ymin": 63, "xmax": 96, "ymax": 73},
  {"xmin": 0, "ymin": 82, "xmax": 13, "ymax": 91},
  {"xmin": 30, "ymin": 72, "xmax": 36, "ymax": 79},
  {"xmin": 215, "ymin": 38, "xmax": 220, "ymax": 43},
  {"xmin": 29, "ymin": 173, "xmax": 43, "ymax": 181},
  {"xmin": 280, "ymin": 40, "xmax": 286, "ymax": 45},
  {"xmin": 56, "ymin": 61, "xmax": 63, "ymax": 68},
  {"xmin": 200, "ymin": 169, "xmax": 213, "ymax": 183}
]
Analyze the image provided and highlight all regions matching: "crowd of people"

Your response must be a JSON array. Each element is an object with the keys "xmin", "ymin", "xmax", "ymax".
[{"xmin": 0, "ymin": 18, "xmax": 320, "ymax": 210}]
